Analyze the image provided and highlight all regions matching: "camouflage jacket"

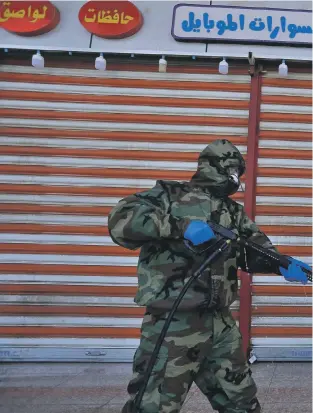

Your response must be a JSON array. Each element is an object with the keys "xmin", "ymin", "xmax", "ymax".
[{"xmin": 108, "ymin": 140, "xmax": 280, "ymax": 311}]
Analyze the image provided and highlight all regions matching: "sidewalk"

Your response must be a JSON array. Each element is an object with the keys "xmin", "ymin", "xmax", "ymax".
[{"xmin": 0, "ymin": 362, "xmax": 312, "ymax": 413}]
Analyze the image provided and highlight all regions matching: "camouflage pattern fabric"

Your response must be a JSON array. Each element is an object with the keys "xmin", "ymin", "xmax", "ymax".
[
  {"xmin": 108, "ymin": 139, "xmax": 280, "ymax": 412},
  {"xmin": 108, "ymin": 139, "xmax": 280, "ymax": 312},
  {"xmin": 122, "ymin": 308, "xmax": 260, "ymax": 413}
]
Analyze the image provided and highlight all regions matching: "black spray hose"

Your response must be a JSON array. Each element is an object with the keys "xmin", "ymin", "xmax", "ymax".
[
  {"xmin": 133, "ymin": 238, "xmax": 231, "ymax": 412},
  {"xmin": 208, "ymin": 221, "xmax": 312, "ymax": 282},
  {"xmin": 131, "ymin": 222, "xmax": 311, "ymax": 412},
  {"xmin": 237, "ymin": 238, "xmax": 312, "ymax": 282}
]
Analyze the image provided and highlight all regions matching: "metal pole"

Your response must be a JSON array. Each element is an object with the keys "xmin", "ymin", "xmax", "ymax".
[{"xmin": 239, "ymin": 64, "xmax": 262, "ymax": 357}]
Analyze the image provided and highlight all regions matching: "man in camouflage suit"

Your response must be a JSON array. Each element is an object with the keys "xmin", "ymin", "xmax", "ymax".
[{"xmin": 108, "ymin": 139, "xmax": 308, "ymax": 413}]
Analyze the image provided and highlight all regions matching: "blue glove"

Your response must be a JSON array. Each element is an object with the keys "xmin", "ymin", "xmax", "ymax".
[
  {"xmin": 279, "ymin": 258, "xmax": 310, "ymax": 285},
  {"xmin": 184, "ymin": 220, "xmax": 216, "ymax": 246}
]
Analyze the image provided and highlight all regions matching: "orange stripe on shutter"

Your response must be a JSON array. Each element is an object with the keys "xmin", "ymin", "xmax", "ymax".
[
  {"xmin": 258, "ymin": 148, "xmax": 312, "ymax": 159},
  {"xmin": 260, "ymin": 112, "xmax": 312, "ymax": 123},
  {"xmin": 252, "ymin": 285, "xmax": 312, "ymax": 296},
  {"xmin": 0, "ymin": 72, "xmax": 251, "ymax": 92},
  {"xmin": 262, "ymin": 78, "xmax": 312, "ymax": 88},
  {"xmin": 252, "ymin": 306, "xmax": 312, "ymax": 316},
  {"xmin": 0, "ymin": 325, "xmax": 309, "ymax": 338},
  {"xmin": 259, "ymin": 130, "xmax": 311, "ymax": 141},
  {"xmin": 0, "ymin": 264, "xmax": 137, "ymax": 276},
  {"xmin": 0, "ymin": 185, "xmax": 246, "ymax": 199},
  {"xmin": 0, "ymin": 326, "xmax": 141, "ymax": 338},
  {"xmin": 275, "ymin": 245, "xmax": 312, "ymax": 256},
  {"xmin": 1, "ymin": 184, "xmax": 308, "ymax": 197},
  {"xmin": 0, "ymin": 204, "xmax": 113, "ymax": 215},
  {"xmin": 0, "ymin": 165, "xmax": 198, "ymax": 181},
  {"xmin": 1, "ymin": 90, "xmax": 250, "ymax": 110},
  {"xmin": 0, "ymin": 305, "xmax": 145, "ymax": 317},
  {"xmin": 2, "ymin": 283, "xmax": 311, "ymax": 297},
  {"xmin": 0, "ymin": 305, "xmax": 240, "ymax": 319},
  {"xmin": 258, "ymin": 226, "xmax": 312, "ymax": 236},
  {"xmin": 251, "ymin": 326, "xmax": 312, "ymax": 337},
  {"xmin": 3, "ymin": 146, "xmax": 310, "ymax": 161},
  {"xmin": 257, "ymin": 168, "xmax": 312, "ymax": 178},
  {"xmin": 1, "ymin": 244, "xmax": 310, "ymax": 256},
  {"xmin": 0, "ymin": 109, "xmax": 249, "ymax": 127},
  {"xmin": 256, "ymin": 187, "xmax": 311, "ymax": 197},
  {"xmin": 0, "ymin": 224, "xmax": 110, "ymax": 235},
  {"xmin": 4, "ymin": 204, "xmax": 309, "ymax": 218},
  {"xmin": 0, "ymin": 185, "xmax": 151, "ymax": 197},
  {"xmin": 0, "ymin": 224, "xmax": 311, "ymax": 237},
  {"xmin": 256, "ymin": 205, "xmax": 312, "ymax": 216},
  {"xmin": 1, "ymin": 165, "xmax": 310, "ymax": 180},
  {"xmin": 0, "ymin": 244, "xmax": 138, "ymax": 256},
  {"xmin": 0, "ymin": 146, "xmax": 233, "ymax": 161},
  {"xmin": 261, "ymin": 95, "xmax": 312, "ymax": 106},
  {"xmin": 0, "ymin": 127, "xmax": 248, "ymax": 145},
  {"xmin": 1, "ymin": 284, "xmax": 137, "ymax": 296}
]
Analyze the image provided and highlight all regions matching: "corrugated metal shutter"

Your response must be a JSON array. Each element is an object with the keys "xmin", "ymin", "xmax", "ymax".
[
  {"xmin": 0, "ymin": 62, "xmax": 251, "ymax": 361},
  {"xmin": 252, "ymin": 70, "xmax": 312, "ymax": 361}
]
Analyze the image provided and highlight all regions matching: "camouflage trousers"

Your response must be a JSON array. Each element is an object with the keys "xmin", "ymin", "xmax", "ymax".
[{"xmin": 122, "ymin": 308, "xmax": 260, "ymax": 413}]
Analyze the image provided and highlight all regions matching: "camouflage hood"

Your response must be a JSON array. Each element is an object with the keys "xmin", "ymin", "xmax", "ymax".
[{"xmin": 190, "ymin": 139, "xmax": 245, "ymax": 197}]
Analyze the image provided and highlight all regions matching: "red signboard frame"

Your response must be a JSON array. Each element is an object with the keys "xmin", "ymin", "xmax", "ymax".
[
  {"xmin": 79, "ymin": 1, "xmax": 143, "ymax": 39},
  {"xmin": 0, "ymin": 1, "xmax": 60, "ymax": 36}
]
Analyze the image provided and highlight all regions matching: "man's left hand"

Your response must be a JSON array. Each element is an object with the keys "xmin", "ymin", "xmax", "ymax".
[{"xmin": 280, "ymin": 258, "xmax": 310, "ymax": 285}]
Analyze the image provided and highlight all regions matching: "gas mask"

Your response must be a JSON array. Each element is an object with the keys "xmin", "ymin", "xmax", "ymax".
[{"xmin": 226, "ymin": 166, "xmax": 241, "ymax": 195}]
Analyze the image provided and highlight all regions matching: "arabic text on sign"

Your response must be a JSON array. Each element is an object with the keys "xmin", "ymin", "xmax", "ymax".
[
  {"xmin": 181, "ymin": 11, "xmax": 313, "ymax": 39},
  {"xmin": 0, "ymin": 1, "xmax": 49, "ymax": 23},
  {"xmin": 83, "ymin": 8, "xmax": 134, "ymax": 25}
]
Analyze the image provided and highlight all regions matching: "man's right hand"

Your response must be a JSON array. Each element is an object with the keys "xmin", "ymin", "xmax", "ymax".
[{"xmin": 184, "ymin": 220, "xmax": 216, "ymax": 246}]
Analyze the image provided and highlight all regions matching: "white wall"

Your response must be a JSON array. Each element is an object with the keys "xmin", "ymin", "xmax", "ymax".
[
  {"xmin": 91, "ymin": 1, "xmax": 207, "ymax": 55},
  {"xmin": 212, "ymin": 1, "xmax": 312, "ymax": 10},
  {"xmin": 0, "ymin": 2, "xmax": 91, "ymax": 51},
  {"xmin": 0, "ymin": 1, "xmax": 311, "ymax": 61},
  {"xmin": 206, "ymin": 0, "xmax": 312, "ymax": 60}
]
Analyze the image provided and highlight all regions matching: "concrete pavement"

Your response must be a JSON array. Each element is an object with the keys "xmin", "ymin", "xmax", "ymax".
[{"xmin": 0, "ymin": 362, "xmax": 312, "ymax": 413}]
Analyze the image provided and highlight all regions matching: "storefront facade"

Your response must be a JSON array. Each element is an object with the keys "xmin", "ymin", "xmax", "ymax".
[{"xmin": 0, "ymin": 0, "xmax": 312, "ymax": 362}]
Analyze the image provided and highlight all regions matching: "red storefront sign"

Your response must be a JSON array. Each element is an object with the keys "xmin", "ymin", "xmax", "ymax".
[
  {"xmin": 79, "ymin": 1, "xmax": 143, "ymax": 39},
  {"xmin": 0, "ymin": 1, "xmax": 60, "ymax": 36}
]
